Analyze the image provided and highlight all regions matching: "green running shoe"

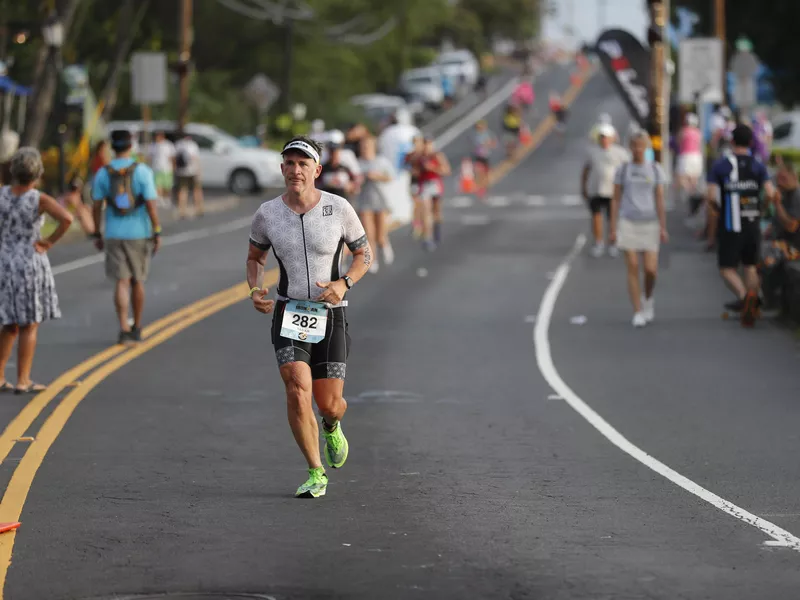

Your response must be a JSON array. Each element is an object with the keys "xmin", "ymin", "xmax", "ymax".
[
  {"xmin": 322, "ymin": 421, "xmax": 349, "ymax": 469},
  {"xmin": 295, "ymin": 467, "xmax": 328, "ymax": 498}
]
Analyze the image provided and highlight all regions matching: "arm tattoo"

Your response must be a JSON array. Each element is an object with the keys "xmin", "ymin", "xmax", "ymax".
[{"xmin": 363, "ymin": 247, "xmax": 372, "ymax": 267}]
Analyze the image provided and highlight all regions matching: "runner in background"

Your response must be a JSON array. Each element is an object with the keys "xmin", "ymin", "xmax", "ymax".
[
  {"xmin": 582, "ymin": 123, "xmax": 629, "ymax": 257},
  {"xmin": 472, "ymin": 121, "xmax": 497, "ymax": 200},
  {"xmin": 549, "ymin": 92, "xmax": 567, "ymax": 136},
  {"xmin": 404, "ymin": 136, "xmax": 426, "ymax": 239},
  {"xmin": 512, "ymin": 78, "xmax": 535, "ymax": 115},
  {"xmin": 356, "ymin": 136, "xmax": 395, "ymax": 274},
  {"xmin": 501, "ymin": 104, "xmax": 522, "ymax": 158},
  {"xmin": 418, "ymin": 138, "xmax": 451, "ymax": 251}
]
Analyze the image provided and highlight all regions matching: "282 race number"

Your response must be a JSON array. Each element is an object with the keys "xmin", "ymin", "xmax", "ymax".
[{"xmin": 292, "ymin": 314, "xmax": 318, "ymax": 329}]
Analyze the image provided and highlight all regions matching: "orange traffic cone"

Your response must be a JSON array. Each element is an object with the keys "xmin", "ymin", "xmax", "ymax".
[
  {"xmin": 460, "ymin": 158, "xmax": 476, "ymax": 193},
  {"xmin": 519, "ymin": 124, "xmax": 533, "ymax": 146}
]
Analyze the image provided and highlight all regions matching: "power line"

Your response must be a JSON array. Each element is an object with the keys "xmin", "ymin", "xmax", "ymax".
[
  {"xmin": 216, "ymin": 0, "xmax": 396, "ymax": 44},
  {"xmin": 333, "ymin": 17, "xmax": 397, "ymax": 45}
]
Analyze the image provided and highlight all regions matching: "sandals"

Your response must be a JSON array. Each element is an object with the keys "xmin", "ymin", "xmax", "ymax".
[
  {"xmin": 0, "ymin": 381, "xmax": 13, "ymax": 393},
  {"xmin": 13, "ymin": 382, "xmax": 47, "ymax": 395}
]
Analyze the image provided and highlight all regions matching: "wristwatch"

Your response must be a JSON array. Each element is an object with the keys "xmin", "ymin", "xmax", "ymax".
[{"xmin": 342, "ymin": 275, "xmax": 354, "ymax": 290}]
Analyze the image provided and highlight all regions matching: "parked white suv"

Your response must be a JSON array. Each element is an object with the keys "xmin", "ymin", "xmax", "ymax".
[
  {"xmin": 399, "ymin": 67, "xmax": 445, "ymax": 109},
  {"xmin": 432, "ymin": 50, "xmax": 480, "ymax": 88},
  {"xmin": 105, "ymin": 121, "xmax": 284, "ymax": 194}
]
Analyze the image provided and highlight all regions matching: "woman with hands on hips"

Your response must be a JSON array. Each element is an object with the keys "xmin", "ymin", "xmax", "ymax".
[{"xmin": 0, "ymin": 148, "xmax": 73, "ymax": 394}]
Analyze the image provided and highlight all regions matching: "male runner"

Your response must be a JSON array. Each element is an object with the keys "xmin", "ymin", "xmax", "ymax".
[
  {"xmin": 706, "ymin": 125, "xmax": 778, "ymax": 326},
  {"xmin": 246, "ymin": 135, "xmax": 371, "ymax": 498}
]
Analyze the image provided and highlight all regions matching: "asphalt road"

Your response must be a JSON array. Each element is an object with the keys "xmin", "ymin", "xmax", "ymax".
[{"xmin": 3, "ymin": 70, "xmax": 800, "ymax": 600}]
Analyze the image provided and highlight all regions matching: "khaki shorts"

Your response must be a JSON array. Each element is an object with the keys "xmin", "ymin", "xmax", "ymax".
[
  {"xmin": 177, "ymin": 174, "xmax": 198, "ymax": 189},
  {"xmin": 105, "ymin": 239, "xmax": 153, "ymax": 282}
]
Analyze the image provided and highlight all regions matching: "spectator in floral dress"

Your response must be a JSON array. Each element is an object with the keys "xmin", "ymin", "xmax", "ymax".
[{"xmin": 0, "ymin": 148, "xmax": 73, "ymax": 394}]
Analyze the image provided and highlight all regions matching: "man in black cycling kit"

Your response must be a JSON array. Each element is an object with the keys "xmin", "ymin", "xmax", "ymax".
[{"xmin": 246, "ymin": 135, "xmax": 372, "ymax": 498}]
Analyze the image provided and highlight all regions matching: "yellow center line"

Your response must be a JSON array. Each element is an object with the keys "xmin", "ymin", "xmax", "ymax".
[
  {"xmin": 0, "ymin": 277, "xmax": 269, "ymax": 467},
  {"xmin": 0, "ymin": 63, "xmax": 598, "ymax": 597}
]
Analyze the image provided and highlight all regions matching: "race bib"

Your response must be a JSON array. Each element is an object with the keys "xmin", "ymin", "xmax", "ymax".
[{"xmin": 280, "ymin": 300, "xmax": 328, "ymax": 344}]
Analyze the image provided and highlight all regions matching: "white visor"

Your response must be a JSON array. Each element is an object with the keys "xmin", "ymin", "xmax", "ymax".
[{"xmin": 282, "ymin": 140, "xmax": 320, "ymax": 163}]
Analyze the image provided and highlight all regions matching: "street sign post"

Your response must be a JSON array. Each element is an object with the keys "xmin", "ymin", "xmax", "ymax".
[
  {"xmin": 678, "ymin": 38, "xmax": 723, "ymax": 104},
  {"xmin": 130, "ymin": 52, "xmax": 168, "ymax": 106},
  {"xmin": 130, "ymin": 52, "xmax": 168, "ymax": 146}
]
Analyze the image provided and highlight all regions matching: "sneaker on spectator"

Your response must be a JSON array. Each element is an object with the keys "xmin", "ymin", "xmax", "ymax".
[
  {"xmin": 632, "ymin": 312, "xmax": 647, "ymax": 328},
  {"xmin": 642, "ymin": 296, "xmax": 654, "ymax": 322},
  {"xmin": 607, "ymin": 244, "xmax": 619, "ymax": 258},
  {"xmin": 590, "ymin": 242, "xmax": 605, "ymax": 258},
  {"xmin": 381, "ymin": 243, "xmax": 395, "ymax": 266}
]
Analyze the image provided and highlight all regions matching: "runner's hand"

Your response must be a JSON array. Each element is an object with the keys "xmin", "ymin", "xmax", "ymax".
[
  {"xmin": 315, "ymin": 280, "xmax": 346, "ymax": 305},
  {"xmin": 152, "ymin": 236, "xmax": 162, "ymax": 255},
  {"xmin": 660, "ymin": 228, "xmax": 669, "ymax": 243},
  {"xmin": 609, "ymin": 230, "xmax": 617, "ymax": 245},
  {"xmin": 94, "ymin": 236, "xmax": 104, "ymax": 251},
  {"xmin": 251, "ymin": 289, "xmax": 274, "ymax": 314}
]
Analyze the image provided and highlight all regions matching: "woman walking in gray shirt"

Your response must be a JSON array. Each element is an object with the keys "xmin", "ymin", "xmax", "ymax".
[{"xmin": 610, "ymin": 130, "xmax": 669, "ymax": 327}]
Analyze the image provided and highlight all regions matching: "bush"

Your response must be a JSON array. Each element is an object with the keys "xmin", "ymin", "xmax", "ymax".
[{"xmin": 772, "ymin": 147, "xmax": 800, "ymax": 167}]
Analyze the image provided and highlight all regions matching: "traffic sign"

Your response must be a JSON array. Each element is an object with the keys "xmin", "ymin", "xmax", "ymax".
[
  {"xmin": 678, "ymin": 38, "xmax": 723, "ymax": 104},
  {"xmin": 130, "ymin": 52, "xmax": 167, "ymax": 106}
]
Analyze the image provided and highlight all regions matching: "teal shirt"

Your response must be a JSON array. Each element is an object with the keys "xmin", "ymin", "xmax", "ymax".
[{"xmin": 92, "ymin": 158, "xmax": 158, "ymax": 240}]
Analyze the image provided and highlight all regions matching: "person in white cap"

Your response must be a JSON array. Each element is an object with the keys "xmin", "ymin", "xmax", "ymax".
[
  {"xmin": 589, "ymin": 113, "xmax": 617, "ymax": 144},
  {"xmin": 246, "ymin": 135, "xmax": 372, "ymax": 499},
  {"xmin": 581, "ymin": 122, "xmax": 630, "ymax": 257}
]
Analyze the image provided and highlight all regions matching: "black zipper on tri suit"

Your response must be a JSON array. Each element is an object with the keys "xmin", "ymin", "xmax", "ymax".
[{"xmin": 299, "ymin": 213, "xmax": 311, "ymax": 298}]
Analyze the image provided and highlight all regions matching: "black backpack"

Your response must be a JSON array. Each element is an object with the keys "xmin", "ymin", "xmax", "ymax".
[
  {"xmin": 105, "ymin": 164, "xmax": 145, "ymax": 215},
  {"xmin": 175, "ymin": 147, "xmax": 189, "ymax": 169}
]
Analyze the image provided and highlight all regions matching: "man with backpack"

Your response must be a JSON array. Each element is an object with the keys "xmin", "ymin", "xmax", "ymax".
[
  {"xmin": 91, "ymin": 129, "xmax": 162, "ymax": 345},
  {"xmin": 175, "ymin": 131, "xmax": 204, "ymax": 219}
]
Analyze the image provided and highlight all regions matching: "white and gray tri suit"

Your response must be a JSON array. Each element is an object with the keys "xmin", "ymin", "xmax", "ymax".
[{"xmin": 249, "ymin": 191, "xmax": 368, "ymax": 380}]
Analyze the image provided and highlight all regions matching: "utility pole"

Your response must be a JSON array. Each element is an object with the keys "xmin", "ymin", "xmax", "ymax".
[
  {"xmin": 279, "ymin": 18, "xmax": 295, "ymax": 114},
  {"xmin": 714, "ymin": 0, "xmax": 727, "ymax": 104},
  {"xmin": 646, "ymin": 0, "xmax": 667, "ymax": 164},
  {"xmin": 177, "ymin": 0, "xmax": 193, "ymax": 134}
]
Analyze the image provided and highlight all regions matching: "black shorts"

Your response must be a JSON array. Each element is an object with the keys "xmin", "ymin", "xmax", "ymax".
[
  {"xmin": 717, "ymin": 225, "xmax": 761, "ymax": 268},
  {"xmin": 554, "ymin": 109, "xmax": 567, "ymax": 123},
  {"xmin": 590, "ymin": 196, "xmax": 611, "ymax": 215},
  {"xmin": 271, "ymin": 300, "xmax": 351, "ymax": 380}
]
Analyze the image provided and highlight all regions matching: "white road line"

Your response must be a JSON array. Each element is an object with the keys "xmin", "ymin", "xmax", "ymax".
[
  {"xmin": 460, "ymin": 214, "xmax": 491, "ymax": 226},
  {"xmin": 560, "ymin": 194, "xmax": 582, "ymax": 206},
  {"xmin": 525, "ymin": 195, "xmax": 547, "ymax": 206},
  {"xmin": 533, "ymin": 234, "xmax": 800, "ymax": 552},
  {"xmin": 433, "ymin": 77, "xmax": 520, "ymax": 150},
  {"xmin": 52, "ymin": 216, "xmax": 254, "ymax": 276},
  {"xmin": 450, "ymin": 195, "xmax": 474, "ymax": 208},
  {"xmin": 486, "ymin": 195, "xmax": 510, "ymax": 207}
]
